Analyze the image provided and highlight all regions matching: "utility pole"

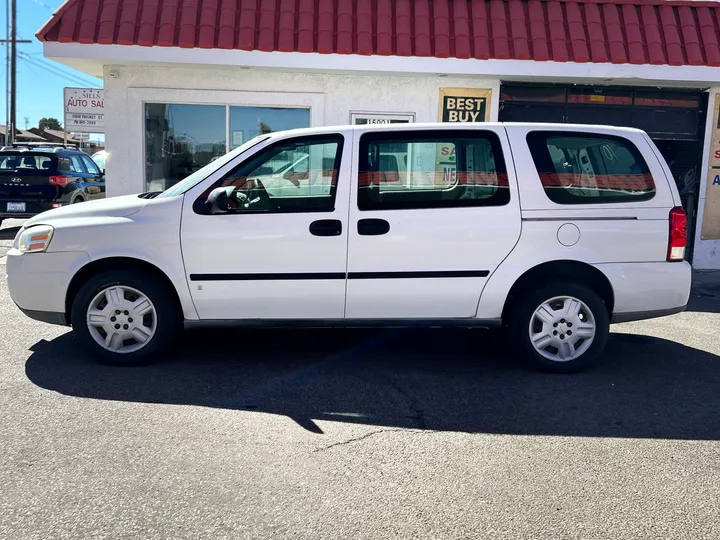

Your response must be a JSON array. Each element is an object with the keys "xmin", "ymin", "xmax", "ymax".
[
  {"xmin": 9, "ymin": 0, "xmax": 16, "ymax": 144},
  {"xmin": 4, "ymin": 0, "xmax": 8, "ymax": 145},
  {"xmin": 2, "ymin": 0, "xmax": 30, "ymax": 145}
]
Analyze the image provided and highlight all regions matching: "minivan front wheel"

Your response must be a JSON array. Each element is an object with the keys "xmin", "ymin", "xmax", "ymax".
[
  {"xmin": 71, "ymin": 270, "xmax": 179, "ymax": 365},
  {"xmin": 509, "ymin": 282, "xmax": 609, "ymax": 373}
]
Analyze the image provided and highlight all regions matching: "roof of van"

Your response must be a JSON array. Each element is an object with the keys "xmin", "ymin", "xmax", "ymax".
[{"xmin": 261, "ymin": 122, "xmax": 647, "ymax": 139}]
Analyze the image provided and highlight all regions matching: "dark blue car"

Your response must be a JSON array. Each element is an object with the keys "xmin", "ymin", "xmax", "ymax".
[{"xmin": 0, "ymin": 143, "xmax": 105, "ymax": 227}]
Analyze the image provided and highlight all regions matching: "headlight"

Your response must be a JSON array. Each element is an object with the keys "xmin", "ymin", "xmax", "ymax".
[{"xmin": 13, "ymin": 225, "xmax": 55, "ymax": 253}]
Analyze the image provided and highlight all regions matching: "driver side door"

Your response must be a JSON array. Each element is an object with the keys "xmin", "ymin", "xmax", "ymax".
[{"xmin": 180, "ymin": 132, "xmax": 351, "ymax": 320}]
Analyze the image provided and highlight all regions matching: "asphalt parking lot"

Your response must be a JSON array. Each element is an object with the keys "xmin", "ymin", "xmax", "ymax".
[{"xmin": 1, "ymin": 218, "xmax": 720, "ymax": 539}]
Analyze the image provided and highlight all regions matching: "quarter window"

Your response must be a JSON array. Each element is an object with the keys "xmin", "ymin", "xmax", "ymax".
[
  {"xmin": 527, "ymin": 131, "xmax": 656, "ymax": 204},
  {"xmin": 358, "ymin": 131, "xmax": 509, "ymax": 211},
  {"xmin": 81, "ymin": 155, "xmax": 101, "ymax": 175},
  {"xmin": 66, "ymin": 155, "xmax": 85, "ymax": 173},
  {"xmin": 194, "ymin": 135, "xmax": 344, "ymax": 214}
]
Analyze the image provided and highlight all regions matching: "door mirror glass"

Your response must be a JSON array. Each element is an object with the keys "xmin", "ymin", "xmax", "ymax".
[{"xmin": 206, "ymin": 187, "xmax": 230, "ymax": 214}]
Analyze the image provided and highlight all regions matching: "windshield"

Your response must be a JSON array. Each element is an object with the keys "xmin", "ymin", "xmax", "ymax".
[{"xmin": 155, "ymin": 135, "xmax": 270, "ymax": 198}]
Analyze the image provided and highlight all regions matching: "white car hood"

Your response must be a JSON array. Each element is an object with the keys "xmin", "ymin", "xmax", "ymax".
[{"xmin": 23, "ymin": 195, "xmax": 151, "ymax": 226}]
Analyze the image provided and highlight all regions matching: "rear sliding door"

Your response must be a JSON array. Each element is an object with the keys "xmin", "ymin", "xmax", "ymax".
[{"xmin": 345, "ymin": 127, "xmax": 521, "ymax": 319}]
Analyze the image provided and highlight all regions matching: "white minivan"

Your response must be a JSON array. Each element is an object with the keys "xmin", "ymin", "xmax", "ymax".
[{"xmin": 6, "ymin": 123, "xmax": 691, "ymax": 372}]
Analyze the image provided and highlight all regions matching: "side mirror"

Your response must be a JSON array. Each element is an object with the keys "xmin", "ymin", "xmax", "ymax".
[{"xmin": 205, "ymin": 187, "xmax": 230, "ymax": 214}]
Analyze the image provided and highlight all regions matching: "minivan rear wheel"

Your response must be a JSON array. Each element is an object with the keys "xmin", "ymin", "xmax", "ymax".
[
  {"xmin": 70, "ymin": 269, "xmax": 180, "ymax": 366},
  {"xmin": 509, "ymin": 282, "xmax": 610, "ymax": 373}
]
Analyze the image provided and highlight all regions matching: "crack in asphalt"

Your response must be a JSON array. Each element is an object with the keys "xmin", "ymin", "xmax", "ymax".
[
  {"xmin": 313, "ymin": 428, "xmax": 435, "ymax": 452},
  {"xmin": 313, "ymin": 429, "xmax": 404, "ymax": 452},
  {"xmin": 312, "ymin": 368, "xmax": 431, "ymax": 452},
  {"xmin": 378, "ymin": 375, "xmax": 427, "ymax": 430},
  {"xmin": 348, "ymin": 367, "xmax": 427, "ymax": 430}
]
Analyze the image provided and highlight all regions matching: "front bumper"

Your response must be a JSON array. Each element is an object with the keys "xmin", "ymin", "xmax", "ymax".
[
  {"xmin": 16, "ymin": 306, "xmax": 67, "ymax": 326},
  {"xmin": 6, "ymin": 248, "xmax": 90, "ymax": 324}
]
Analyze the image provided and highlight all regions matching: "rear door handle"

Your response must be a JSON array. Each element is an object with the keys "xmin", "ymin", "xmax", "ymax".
[
  {"xmin": 357, "ymin": 218, "xmax": 390, "ymax": 236},
  {"xmin": 309, "ymin": 219, "xmax": 342, "ymax": 237}
]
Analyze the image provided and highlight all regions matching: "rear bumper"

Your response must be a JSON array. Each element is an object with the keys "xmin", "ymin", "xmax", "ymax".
[
  {"xmin": 611, "ymin": 305, "xmax": 687, "ymax": 323},
  {"xmin": 6, "ymin": 248, "xmax": 90, "ymax": 322},
  {"xmin": 0, "ymin": 200, "xmax": 64, "ymax": 218},
  {"xmin": 595, "ymin": 261, "xmax": 692, "ymax": 322}
]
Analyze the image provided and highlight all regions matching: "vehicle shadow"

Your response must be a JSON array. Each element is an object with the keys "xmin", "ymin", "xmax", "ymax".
[
  {"xmin": 25, "ymin": 327, "xmax": 720, "ymax": 439},
  {"xmin": 0, "ymin": 226, "xmax": 20, "ymax": 240},
  {"xmin": 688, "ymin": 276, "xmax": 720, "ymax": 314}
]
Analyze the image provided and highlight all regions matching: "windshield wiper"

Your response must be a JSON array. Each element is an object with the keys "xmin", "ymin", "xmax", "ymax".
[{"xmin": 137, "ymin": 191, "xmax": 163, "ymax": 199}]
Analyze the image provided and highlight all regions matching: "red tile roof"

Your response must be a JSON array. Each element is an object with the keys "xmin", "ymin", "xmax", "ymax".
[{"xmin": 37, "ymin": 0, "xmax": 720, "ymax": 67}]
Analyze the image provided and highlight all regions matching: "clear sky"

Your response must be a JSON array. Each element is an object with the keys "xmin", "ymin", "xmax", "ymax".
[{"xmin": 0, "ymin": 0, "xmax": 102, "ymax": 132}]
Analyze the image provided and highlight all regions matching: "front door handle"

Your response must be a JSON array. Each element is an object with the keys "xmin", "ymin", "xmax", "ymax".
[
  {"xmin": 357, "ymin": 218, "xmax": 390, "ymax": 236},
  {"xmin": 309, "ymin": 219, "xmax": 342, "ymax": 237}
]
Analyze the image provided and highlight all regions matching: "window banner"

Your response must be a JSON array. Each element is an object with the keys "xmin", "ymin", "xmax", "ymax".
[
  {"xmin": 438, "ymin": 88, "xmax": 492, "ymax": 123},
  {"xmin": 701, "ymin": 93, "xmax": 720, "ymax": 240},
  {"xmin": 437, "ymin": 88, "xmax": 492, "ymax": 185}
]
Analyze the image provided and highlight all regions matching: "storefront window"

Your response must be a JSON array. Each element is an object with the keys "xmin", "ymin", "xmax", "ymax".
[
  {"xmin": 229, "ymin": 107, "xmax": 310, "ymax": 150},
  {"xmin": 145, "ymin": 104, "xmax": 226, "ymax": 192},
  {"xmin": 145, "ymin": 104, "xmax": 310, "ymax": 191}
]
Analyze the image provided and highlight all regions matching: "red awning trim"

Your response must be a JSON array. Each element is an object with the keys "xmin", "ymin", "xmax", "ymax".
[{"xmin": 37, "ymin": 0, "xmax": 720, "ymax": 67}]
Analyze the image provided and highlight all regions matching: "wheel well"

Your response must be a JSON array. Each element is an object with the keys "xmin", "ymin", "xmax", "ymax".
[
  {"xmin": 501, "ymin": 260, "xmax": 615, "ymax": 323},
  {"xmin": 65, "ymin": 257, "xmax": 183, "ymax": 323}
]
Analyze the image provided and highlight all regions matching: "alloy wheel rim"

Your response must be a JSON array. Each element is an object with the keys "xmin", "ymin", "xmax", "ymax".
[
  {"xmin": 528, "ymin": 295, "xmax": 596, "ymax": 362},
  {"xmin": 86, "ymin": 285, "xmax": 157, "ymax": 354}
]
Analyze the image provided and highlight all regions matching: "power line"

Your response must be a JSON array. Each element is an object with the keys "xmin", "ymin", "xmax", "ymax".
[
  {"xmin": 24, "ymin": 54, "xmax": 101, "ymax": 87},
  {"xmin": 19, "ymin": 54, "xmax": 96, "ymax": 87},
  {"xmin": 18, "ymin": 53, "xmax": 101, "ymax": 88}
]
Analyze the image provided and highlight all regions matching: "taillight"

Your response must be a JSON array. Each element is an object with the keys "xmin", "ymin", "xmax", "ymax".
[
  {"xmin": 667, "ymin": 206, "xmax": 687, "ymax": 262},
  {"xmin": 49, "ymin": 175, "xmax": 69, "ymax": 186}
]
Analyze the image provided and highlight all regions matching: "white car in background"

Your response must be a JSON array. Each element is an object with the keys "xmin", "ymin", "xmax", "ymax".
[
  {"xmin": 6, "ymin": 123, "xmax": 691, "ymax": 372},
  {"xmin": 91, "ymin": 150, "xmax": 106, "ymax": 172}
]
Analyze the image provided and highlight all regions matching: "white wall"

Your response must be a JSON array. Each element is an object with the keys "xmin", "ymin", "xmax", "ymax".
[
  {"xmin": 691, "ymin": 88, "xmax": 718, "ymax": 270},
  {"xmin": 102, "ymin": 64, "xmax": 499, "ymax": 196}
]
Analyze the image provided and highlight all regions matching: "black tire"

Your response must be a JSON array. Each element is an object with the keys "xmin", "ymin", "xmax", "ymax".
[
  {"xmin": 70, "ymin": 269, "xmax": 181, "ymax": 366},
  {"xmin": 72, "ymin": 197, "xmax": 84, "ymax": 204},
  {"xmin": 508, "ymin": 281, "xmax": 610, "ymax": 373}
]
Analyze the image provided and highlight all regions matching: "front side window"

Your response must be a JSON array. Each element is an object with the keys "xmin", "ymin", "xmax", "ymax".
[
  {"xmin": 527, "ymin": 131, "xmax": 656, "ymax": 204},
  {"xmin": 358, "ymin": 131, "xmax": 509, "ymax": 211},
  {"xmin": 194, "ymin": 135, "xmax": 344, "ymax": 214}
]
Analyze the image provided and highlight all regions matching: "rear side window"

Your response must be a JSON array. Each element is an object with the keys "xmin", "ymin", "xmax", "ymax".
[
  {"xmin": 527, "ymin": 131, "xmax": 655, "ymax": 204},
  {"xmin": 358, "ymin": 130, "xmax": 509, "ymax": 211}
]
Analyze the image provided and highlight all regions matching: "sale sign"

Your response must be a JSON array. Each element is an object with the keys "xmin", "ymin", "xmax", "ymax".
[
  {"xmin": 701, "ymin": 93, "xmax": 720, "ymax": 240},
  {"xmin": 64, "ymin": 87, "xmax": 105, "ymax": 133}
]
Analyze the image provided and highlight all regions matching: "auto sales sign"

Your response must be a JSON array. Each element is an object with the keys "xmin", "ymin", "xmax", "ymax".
[{"xmin": 64, "ymin": 87, "xmax": 104, "ymax": 133}]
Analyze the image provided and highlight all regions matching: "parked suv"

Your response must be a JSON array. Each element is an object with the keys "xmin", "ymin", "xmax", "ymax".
[
  {"xmin": 5, "ymin": 123, "xmax": 691, "ymax": 372},
  {"xmin": 0, "ymin": 143, "xmax": 105, "ymax": 227}
]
